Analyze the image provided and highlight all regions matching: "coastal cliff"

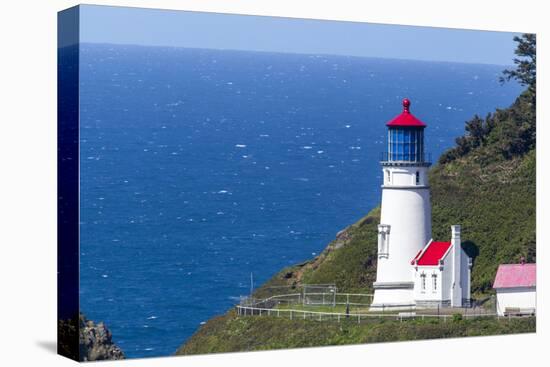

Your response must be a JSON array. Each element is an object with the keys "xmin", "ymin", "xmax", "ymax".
[
  {"xmin": 58, "ymin": 313, "xmax": 125, "ymax": 361},
  {"xmin": 177, "ymin": 36, "xmax": 536, "ymax": 356}
]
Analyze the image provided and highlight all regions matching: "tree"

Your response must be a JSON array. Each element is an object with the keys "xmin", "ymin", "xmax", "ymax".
[
  {"xmin": 500, "ymin": 34, "xmax": 536, "ymax": 92},
  {"xmin": 465, "ymin": 115, "xmax": 485, "ymax": 148}
]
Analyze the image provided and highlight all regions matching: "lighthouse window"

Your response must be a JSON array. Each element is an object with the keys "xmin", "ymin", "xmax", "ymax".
[
  {"xmin": 386, "ymin": 170, "xmax": 390, "ymax": 184},
  {"xmin": 389, "ymin": 127, "xmax": 422, "ymax": 162},
  {"xmin": 420, "ymin": 274, "xmax": 426, "ymax": 291},
  {"xmin": 432, "ymin": 274, "xmax": 437, "ymax": 292},
  {"xmin": 415, "ymin": 171, "xmax": 420, "ymax": 185}
]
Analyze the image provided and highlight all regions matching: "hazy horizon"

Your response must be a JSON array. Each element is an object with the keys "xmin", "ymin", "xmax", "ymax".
[{"xmin": 62, "ymin": 4, "xmax": 523, "ymax": 66}]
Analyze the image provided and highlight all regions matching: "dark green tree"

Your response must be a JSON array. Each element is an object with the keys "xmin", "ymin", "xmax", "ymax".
[
  {"xmin": 500, "ymin": 34, "xmax": 536, "ymax": 92},
  {"xmin": 465, "ymin": 114, "xmax": 485, "ymax": 148}
]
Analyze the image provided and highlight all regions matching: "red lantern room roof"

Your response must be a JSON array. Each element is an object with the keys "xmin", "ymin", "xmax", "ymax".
[{"xmin": 386, "ymin": 98, "xmax": 427, "ymax": 128}]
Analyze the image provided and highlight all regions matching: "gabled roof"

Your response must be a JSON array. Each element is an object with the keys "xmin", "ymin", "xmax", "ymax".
[
  {"xmin": 493, "ymin": 263, "xmax": 536, "ymax": 289},
  {"xmin": 412, "ymin": 241, "xmax": 452, "ymax": 266},
  {"xmin": 386, "ymin": 98, "xmax": 427, "ymax": 128}
]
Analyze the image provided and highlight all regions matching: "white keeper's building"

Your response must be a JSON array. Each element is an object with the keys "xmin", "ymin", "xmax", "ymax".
[
  {"xmin": 493, "ymin": 261, "xmax": 536, "ymax": 316},
  {"xmin": 370, "ymin": 98, "xmax": 472, "ymax": 310}
]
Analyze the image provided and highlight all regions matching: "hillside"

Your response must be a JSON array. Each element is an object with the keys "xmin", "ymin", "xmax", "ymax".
[
  {"xmin": 178, "ymin": 310, "xmax": 534, "ymax": 355},
  {"xmin": 177, "ymin": 38, "xmax": 536, "ymax": 354}
]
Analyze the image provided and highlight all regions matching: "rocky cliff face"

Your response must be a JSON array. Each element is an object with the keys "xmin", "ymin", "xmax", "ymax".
[
  {"xmin": 58, "ymin": 313, "xmax": 125, "ymax": 361},
  {"xmin": 79, "ymin": 314, "xmax": 125, "ymax": 361}
]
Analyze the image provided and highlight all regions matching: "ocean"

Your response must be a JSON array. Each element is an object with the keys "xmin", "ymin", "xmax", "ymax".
[{"xmin": 78, "ymin": 44, "xmax": 521, "ymax": 358}]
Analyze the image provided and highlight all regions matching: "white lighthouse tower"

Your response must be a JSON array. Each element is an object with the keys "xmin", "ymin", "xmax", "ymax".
[{"xmin": 370, "ymin": 98, "xmax": 432, "ymax": 310}]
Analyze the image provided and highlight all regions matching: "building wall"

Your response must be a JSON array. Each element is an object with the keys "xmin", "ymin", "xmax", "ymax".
[
  {"xmin": 369, "ymin": 287, "xmax": 415, "ymax": 310},
  {"xmin": 441, "ymin": 259, "xmax": 453, "ymax": 302},
  {"xmin": 496, "ymin": 287, "xmax": 536, "ymax": 316},
  {"xmin": 376, "ymin": 165, "xmax": 431, "ymax": 285},
  {"xmin": 460, "ymin": 249, "xmax": 471, "ymax": 302},
  {"xmin": 384, "ymin": 165, "xmax": 429, "ymax": 187},
  {"xmin": 413, "ymin": 265, "xmax": 442, "ymax": 303}
]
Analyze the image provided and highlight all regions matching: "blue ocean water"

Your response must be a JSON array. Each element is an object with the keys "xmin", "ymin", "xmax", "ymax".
[{"xmin": 78, "ymin": 44, "xmax": 521, "ymax": 358}]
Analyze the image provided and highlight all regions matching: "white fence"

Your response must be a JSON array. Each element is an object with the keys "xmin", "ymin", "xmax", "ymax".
[
  {"xmin": 236, "ymin": 305, "xmax": 499, "ymax": 323},
  {"xmin": 240, "ymin": 292, "xmax": 374, "ymax": 308}
]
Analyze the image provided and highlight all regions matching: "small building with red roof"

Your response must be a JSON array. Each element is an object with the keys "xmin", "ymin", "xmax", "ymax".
[
  {"xmin": 410, "ymin": 225, "xmax": 472, "ymax": 308},
  {"xmin": 494, "ymin": 261, "xmax": 536, "ymax": 316}
]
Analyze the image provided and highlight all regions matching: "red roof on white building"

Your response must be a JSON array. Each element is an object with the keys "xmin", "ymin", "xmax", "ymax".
[
  {"xmin": 493, "ymin": 263, "xmax": 536, "ymax": 289},
  {"xmin": 386, "ymin": 99, "xmax": 427, "ymax": 128},
  {"xmin": 411, "ymin": 241, "xmax": 452, "ymax": 266}
]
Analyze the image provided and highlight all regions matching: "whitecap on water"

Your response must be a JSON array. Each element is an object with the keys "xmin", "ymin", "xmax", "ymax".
[
  {"xmin": 302, "ymin": 146, "xmax": 313, "ymax": 150},
  {"xmin": 147, "ymin": 316, "xmax": 158, "ymax": 320},
  {"xmin": 235, "ymin": 144, "xmax": 247, "ymax": 148}
]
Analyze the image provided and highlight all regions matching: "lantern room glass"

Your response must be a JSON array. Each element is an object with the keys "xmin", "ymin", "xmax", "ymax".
[{"xmin": 388, "ymin": 127, "xmax": 424, "ymax": 162}]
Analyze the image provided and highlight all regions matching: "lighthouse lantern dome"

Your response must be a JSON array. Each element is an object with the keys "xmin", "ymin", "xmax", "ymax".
[{"xmin": 385, "ymin": 99, "xmax": 427, "ymax": 163}]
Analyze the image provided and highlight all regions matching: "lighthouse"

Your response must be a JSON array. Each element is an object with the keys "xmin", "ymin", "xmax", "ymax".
[{"xmin": 370, "ymin": 98, "xmax": 432, "ymax": 310}]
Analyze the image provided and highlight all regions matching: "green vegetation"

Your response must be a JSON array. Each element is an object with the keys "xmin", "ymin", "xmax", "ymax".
[
  {"xmin": 177, "ymin": 312, "xmax": 534, "ymax": 355},
  {"xmin": 440, "ymin": 33, "xmax": 535, "ymax": 164},
  {"xmin": 176, "ymin": 34, "xmax": 536, "ymax": 355}
]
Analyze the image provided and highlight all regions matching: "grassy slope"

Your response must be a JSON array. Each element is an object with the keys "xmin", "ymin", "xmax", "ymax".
[
  {"xmin": 176, "ymin": 91, "xmax": 536, "ymax": 355},
  {"xmin": 178, "ymin": 311, "xmax": 534, "ymax": 355}
]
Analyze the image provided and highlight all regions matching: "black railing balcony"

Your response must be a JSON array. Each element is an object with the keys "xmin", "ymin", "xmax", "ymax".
[{"xmin": 380, "ymin": 152, "xmax": 431, "ymax": 164}]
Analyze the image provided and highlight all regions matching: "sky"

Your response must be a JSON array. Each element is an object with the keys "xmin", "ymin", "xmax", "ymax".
[{"xmin": 71, "ymin": 4, "xmax": 521, "ymax": 65}]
